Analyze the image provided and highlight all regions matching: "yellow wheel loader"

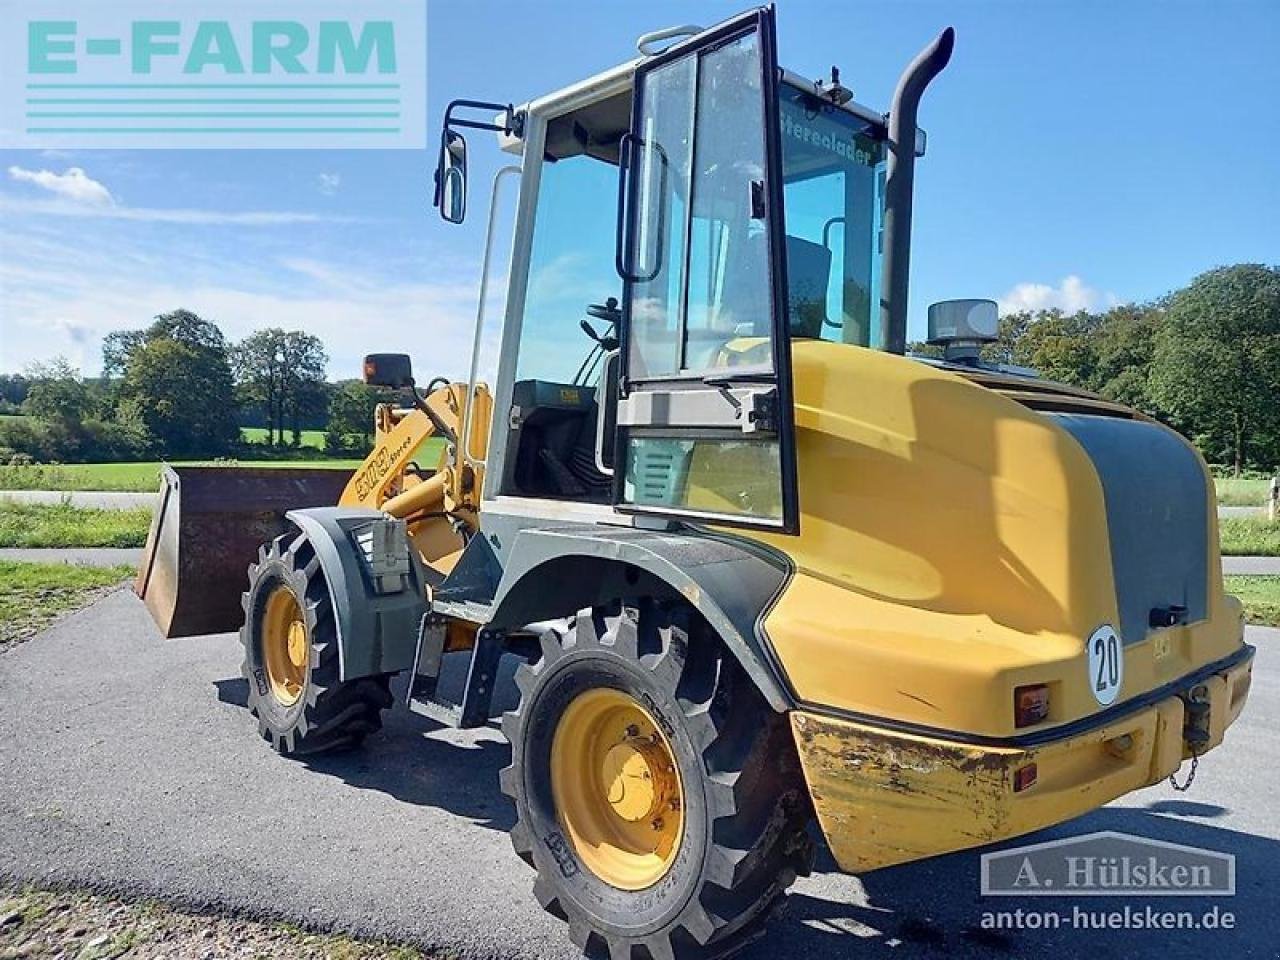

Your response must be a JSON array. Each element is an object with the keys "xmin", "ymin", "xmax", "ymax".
[{"xmin": 136, "ymin": 8, "xmax": 1254, "ymax": 957}]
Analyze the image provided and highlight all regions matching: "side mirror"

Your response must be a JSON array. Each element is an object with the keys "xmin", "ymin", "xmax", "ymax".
[
  {"xmin": 363, "ymin": 353, "xmax": 414, "ymax": 389},
  {"xmin": 435, "ymin": 129, "xmax": 468, "ymax": 224}
]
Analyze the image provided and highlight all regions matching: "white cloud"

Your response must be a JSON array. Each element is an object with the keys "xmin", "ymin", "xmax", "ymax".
[
  {"xmin": 0, "ymin": 193, "xmax": 350, "ymax": 226},
  {"xmin": 317, "ymin": 172, "xmax": 341, "ymax": 196},
  {"xmin": 0, "ymin": 238, "xmax": 491, "ymax": 382},
  {"xmin": 8, "ymin": 165, "xmax": 113, "ymax": 206},
  {"xmin": 998, "ymin": 275, "xmax": 1118, "ymax": 315}
]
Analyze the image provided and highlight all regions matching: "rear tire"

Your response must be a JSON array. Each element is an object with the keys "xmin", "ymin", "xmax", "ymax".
[
  {"xmin": 500, "ymin": 599, "xmax": 813, "ymax": 960},
  {"xmin": 240, "ymin": 532, "xmax": 393, "ymax": 755}
]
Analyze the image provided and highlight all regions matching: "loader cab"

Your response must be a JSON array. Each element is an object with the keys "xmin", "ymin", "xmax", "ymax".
[{"xmin": 476, "ymin": 8, "xmax": 891, "ymax": 544}]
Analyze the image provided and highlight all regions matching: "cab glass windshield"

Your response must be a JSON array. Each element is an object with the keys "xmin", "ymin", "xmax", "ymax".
[{"xmin": 779, "ymin": 84, "xmax": 886, "ymax": 348}]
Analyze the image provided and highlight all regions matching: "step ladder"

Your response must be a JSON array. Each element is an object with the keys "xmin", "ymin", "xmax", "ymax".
[{"xmin": 405, "ymin": 600, "xmax": 503, "ymax": 729}]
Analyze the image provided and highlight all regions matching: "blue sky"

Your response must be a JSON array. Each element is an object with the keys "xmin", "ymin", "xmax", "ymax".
[{"xmin": 1, "ymin": 0, "xmax": 1276, "ymax": 379}]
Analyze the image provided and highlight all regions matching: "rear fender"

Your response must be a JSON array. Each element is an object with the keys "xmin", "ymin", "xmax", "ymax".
[
  {"xmin": 486, "ymin": 525, "xmax": 795, "ymax": 711},
  {"xmin": 286, "ymin": 507, "xmax": 428, "ymax": 681}
]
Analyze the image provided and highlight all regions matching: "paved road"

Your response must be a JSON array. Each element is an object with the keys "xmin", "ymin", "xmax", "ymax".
[
  {"xmin": 1, "ymin": 593, "xmax": 1276, "ymax": 959},
  {"xmin": 0, "ymin": 490, "xmax": 157, "ymax": 510},
  {"xmin": 0, "ymin": 547, "xmax": 142, "ymax": 568},
  {"xmin": 0, "ymin": 487, "xmax": 1261, "ymax": 523},
  {"xmin": 1219, "ymin": 505, "xmax": 1265, "ymax": 518},
  {"xmin": 1223, "ymin": 556, "xmax": 1280, "ymax": 575}
]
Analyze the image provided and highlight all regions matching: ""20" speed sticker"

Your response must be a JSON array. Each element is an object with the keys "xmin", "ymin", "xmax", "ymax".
[{"xmin": 1088, "ymin": 625, "xmax": 1123, "ymax": 706}]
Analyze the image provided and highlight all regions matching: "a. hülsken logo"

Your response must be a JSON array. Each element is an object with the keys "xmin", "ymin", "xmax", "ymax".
[{"xmin": 982, "ymin": 831, "xmax": 1235, "ymax": 897}]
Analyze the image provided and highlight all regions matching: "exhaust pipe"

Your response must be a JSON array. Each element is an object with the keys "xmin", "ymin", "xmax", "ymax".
[{"xmin": 880, "ymin": 27, "xmax": 955, "ymax": 354}]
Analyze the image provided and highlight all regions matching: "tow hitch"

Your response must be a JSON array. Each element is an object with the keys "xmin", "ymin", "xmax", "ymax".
[{"xmin": 1169, "ymin": 684, "xmax": 1211, "ymax": 792}]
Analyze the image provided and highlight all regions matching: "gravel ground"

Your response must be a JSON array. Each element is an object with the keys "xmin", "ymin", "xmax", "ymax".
[
  {"xmin": 0, "ymin": 885, "xmax": 428, "ymax": 959},
  {"xmin": 0, "ymin": 593, "xmax": 1276, "ymax": 960}
]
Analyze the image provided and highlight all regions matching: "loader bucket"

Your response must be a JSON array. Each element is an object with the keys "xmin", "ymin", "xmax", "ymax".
[{"xmin": 135, "ymin": 465, "xmax": 353, "ymax": 638}]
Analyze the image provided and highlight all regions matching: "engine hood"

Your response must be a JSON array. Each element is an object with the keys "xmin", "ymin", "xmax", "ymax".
[{"xmin": 752, "ymin": 340, "xmax": 1234, "ymax": 736}]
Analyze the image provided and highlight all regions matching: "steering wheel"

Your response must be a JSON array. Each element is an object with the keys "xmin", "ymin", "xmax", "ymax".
[
  {"xmin": 581, "ymin": 298, "xmax": 621, "ymax": 352},
  {"xmin": 586, "ymin": 297, "xmax": 621, "ymax": 325}
]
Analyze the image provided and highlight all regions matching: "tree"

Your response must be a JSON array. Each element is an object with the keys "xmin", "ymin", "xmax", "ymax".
[
  {"xmin": 325, "ymin": 380, "xmax": 390, "ymax": 452},
  {"xmin": 0, "ymin": 374, "xmax": 30, "ymax": 412},
  {"xmin": 1148, "ymin": 264, "xmax": 1280, "ymax": 474},
  {"xmin": 1089, "ymin": 304, "xmax": 1163, "ymax": 411},
  {"xmin": 234, "ymin": 329, "xmax": 328, "ymax": 446},
  {"xmin": 111, "ymin": 309, "xmax": 239, "ymax": 457},
  {"xmin": 22, "ymin": 358, "xmax": 95, "ymax": 426},
  {"xmin": 280, "ymin": 331, "xmax": 329, "ymax": 445}
]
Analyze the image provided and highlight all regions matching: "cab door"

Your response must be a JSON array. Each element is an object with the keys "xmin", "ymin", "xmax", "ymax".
[{"xmin": 613, "ymin": 7, "xmax": 798, "ymax": 532}]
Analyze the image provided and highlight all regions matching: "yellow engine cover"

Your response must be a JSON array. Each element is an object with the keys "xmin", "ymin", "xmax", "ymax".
[{"xmin": 748, "ymin": 341, "xmax": 1240, "ymax": 739}]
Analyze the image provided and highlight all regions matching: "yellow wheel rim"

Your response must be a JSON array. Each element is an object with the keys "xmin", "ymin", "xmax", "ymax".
[
  {"xmin": 262, "ymin": 586, "xmax": 308, "ymax": 707},
  {"xmin": 550, "ymin": 688, "xmax": 685, "ymax": 890}
]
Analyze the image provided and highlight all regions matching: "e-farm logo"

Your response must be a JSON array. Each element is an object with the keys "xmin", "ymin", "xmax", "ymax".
[{"xmin": 0, "ymin": 1, "xmax": 426, "ymax": 148}]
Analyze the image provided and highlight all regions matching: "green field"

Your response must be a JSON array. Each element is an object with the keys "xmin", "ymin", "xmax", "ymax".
[
  {"xmin": 0, "ymin": 560, "xmax": 135, "ymax": 647},
  {"xmin": 0, "ymin": 459, "xmax": 362, "ymax": 492},
  {"xmin": 1215, "ymin": 476, "xmax": 1270, "ymax": 507},
  {"xmin": 1224, "ymin": 575, "xmax": 1280, "ymax": 627},
  {"xmin": 0, "ymin": 503, "xmax": 153, "ymax": 548}
]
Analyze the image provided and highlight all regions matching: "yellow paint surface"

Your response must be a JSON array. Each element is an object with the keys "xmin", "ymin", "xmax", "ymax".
[
  {"xmin": 747, "ymin": 341, "xmax": 1242, "ymax": 738},
  {"xmin": 791, "ymin": 649, "xmax": 1253, "ymax": 872}
]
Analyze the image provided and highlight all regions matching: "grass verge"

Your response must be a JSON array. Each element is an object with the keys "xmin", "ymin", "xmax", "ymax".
[
  {"xmin": 0, "ymin": 561, "xmax": 134, "ymax": 648},
  {"xmin": 1224, "ymin": 575, "xmax": 1280, "ymax": 627},
  {"xmin": 0, "ymin": 459, "xmax": 364, "ymax": 492},
  {"xmin": 0, "ymin": 503, "xmax": 152, "ymax": 548},
  {"xmin": 0, "ymin": 884, "xmax": 428, "ymax": 959},
  {"xmin": 1218, "ymin": 516, "xmax": 1280, "ymax": 556},
  {"xmin": 1215, "ymin": 477, "xmax": 1269, "ymax": 507}
]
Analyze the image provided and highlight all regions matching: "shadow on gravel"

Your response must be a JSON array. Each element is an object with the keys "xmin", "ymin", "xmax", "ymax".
[
  {"xmin": 211, "ymin": 651, "xmax": 522, "ymax": 833},
  {"xmin": 741, "ymin": 805, "xmax": 1276, "ymax": 960},
  {"xmin": 1143, "ymin": 799, "xmax": 1230, "ymax": 819},
  {"xmin": 214, "ymin": 677, "xmax": 249, "ymax": 707}
]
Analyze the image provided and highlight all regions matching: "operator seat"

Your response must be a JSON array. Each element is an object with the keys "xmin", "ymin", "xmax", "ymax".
[
  {"xmin": 507, "ymin": 379, "xmax": 611, "ymax": 501},
  {"xmin": 717, "ymin": 232, "xmax": 832, "ymax": 341},
  {"xmin": 784, "ymin": 235, "xmax": 832, "ymax": 338}
]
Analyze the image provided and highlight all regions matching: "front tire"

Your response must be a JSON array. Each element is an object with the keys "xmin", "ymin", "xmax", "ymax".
[
  {"xmin": 240, "ymin": 532, "xmax": 392, "ymax": 755},
  {"xmin": 500, "ymin": 599, "xmax": 813, "ymax": 960}
]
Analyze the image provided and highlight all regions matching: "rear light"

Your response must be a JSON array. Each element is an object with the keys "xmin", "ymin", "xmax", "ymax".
[
  {"xmin": 1013, "ymin": 763, "xmax": 1038, "ymax": 792},
  {"xmin": 1014, "ymin": 683, "xmax": 1050, "ymax": 728}
]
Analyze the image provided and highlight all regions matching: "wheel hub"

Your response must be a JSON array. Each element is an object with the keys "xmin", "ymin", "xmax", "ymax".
[
  {"xmin": 550, "ymin": 688, "xmax": 686, "ymax": 890},
  {"xmin": 601, "ymin": 736, "xmax": 676, "ymax": 823},
  {"xmin": 262, "ymin": 586, "xmax": 308, "ymax": 707},
  {"xmin": 286, "ymin": 620, "xmax": 308, "ymax": 668}
]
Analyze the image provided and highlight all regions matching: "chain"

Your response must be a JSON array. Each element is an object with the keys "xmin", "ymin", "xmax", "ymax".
[{"xmin": 1168, "ymin": 748, "xmax": 1200, "ymax": 792}]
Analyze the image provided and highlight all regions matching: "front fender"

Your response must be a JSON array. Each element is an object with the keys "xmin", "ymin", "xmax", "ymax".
[{"xmin": 286, "ymin": 507, "xmax": 428, "ymax": 681}]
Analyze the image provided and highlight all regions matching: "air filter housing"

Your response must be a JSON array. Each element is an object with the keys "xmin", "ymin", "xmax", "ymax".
[{"xmin": 926, "ymin": 299, "xmax": 999, "ymax": 364}]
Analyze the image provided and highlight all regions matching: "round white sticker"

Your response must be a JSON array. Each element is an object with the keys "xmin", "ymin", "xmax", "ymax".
[{"xmin": 1087, "ymin": 625, "xmax": 1123, "ymax": 706}]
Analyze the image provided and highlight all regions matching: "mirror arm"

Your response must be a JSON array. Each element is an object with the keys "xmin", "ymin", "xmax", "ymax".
[{"xmin": 442, "ymin": 98, "xmax": 523, "ymax": 137}]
